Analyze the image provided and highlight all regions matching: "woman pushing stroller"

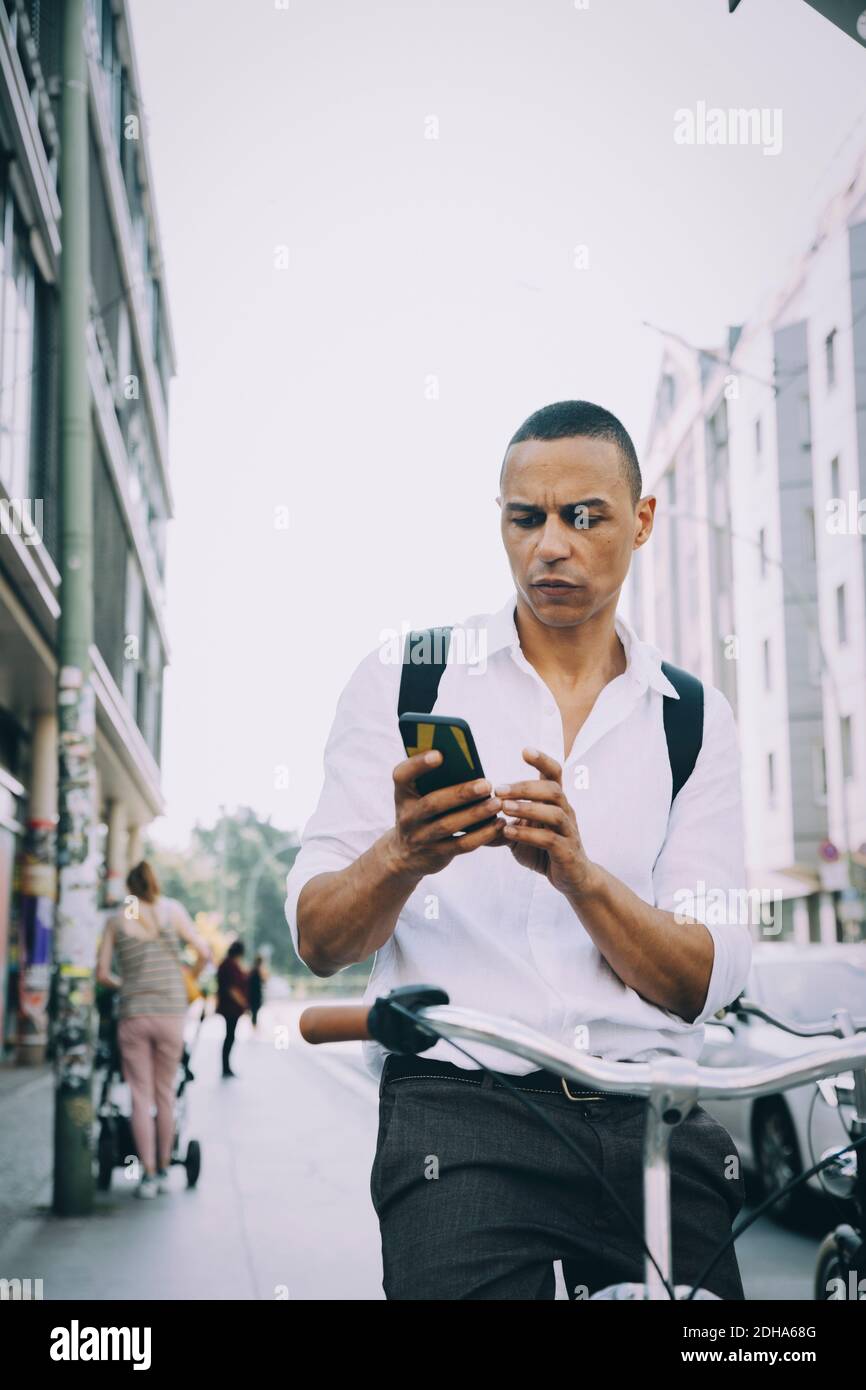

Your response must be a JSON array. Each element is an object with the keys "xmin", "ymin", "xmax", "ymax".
[{"xmin": 97, "ymin": 861, "xmax": 211, "ymax": 1198}]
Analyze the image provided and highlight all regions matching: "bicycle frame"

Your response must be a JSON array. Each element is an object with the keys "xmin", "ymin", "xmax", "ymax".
[{"xmin": 405, "ymin": 1002, "xmax": 866, "ymax": 1299}]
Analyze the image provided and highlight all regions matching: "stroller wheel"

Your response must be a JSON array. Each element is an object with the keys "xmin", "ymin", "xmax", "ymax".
[
  {"xmin": 96, "ymin": 1126, "xmax": 115, "ymax": 1191},
  {"xmin": 185, "ymin": 1139, "xmax": 202, "ymax": 1188}
]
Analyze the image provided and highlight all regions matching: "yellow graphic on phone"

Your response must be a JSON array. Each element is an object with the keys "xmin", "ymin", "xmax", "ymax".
[{"xmin": 407, "ymin": 722, "xmax": 475, "ymax": 771}]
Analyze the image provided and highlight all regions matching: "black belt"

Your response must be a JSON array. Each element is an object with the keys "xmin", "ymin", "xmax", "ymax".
[{"xmin": 382, "ymin": 1053, "xmax": 646, "ymax": 1102}]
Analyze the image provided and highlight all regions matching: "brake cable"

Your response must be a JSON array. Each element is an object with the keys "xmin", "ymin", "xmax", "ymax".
[
  {"xmin": 389, "ymin": 1000, "xmax": 866, "ymax": 1301},
  {"xmin": 390, "ymin": 999, "xmax": 866, "ymax": 1303},
  {"xmin": 389, "ymin": 1001, "xmax": 678, "ymax": 1299},
  {"xmin": 686, "ymin": 1128, "xmax": 866, "ymax": 1300}
]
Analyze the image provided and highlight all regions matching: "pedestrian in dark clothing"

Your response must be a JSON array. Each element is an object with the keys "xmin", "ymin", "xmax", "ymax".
[
  {"xmin": 248, "ymin": 953, "xmax": 268, "ymax": 1029},
  {"xmin": 216, "ymin": 941, "xmax": 248, "ymax": 1078}
]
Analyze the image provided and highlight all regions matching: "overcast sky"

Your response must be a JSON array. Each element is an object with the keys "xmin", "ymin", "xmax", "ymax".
[{"xmin": 128, "ymin": 0, "xmax": 866, "ymax": 848}]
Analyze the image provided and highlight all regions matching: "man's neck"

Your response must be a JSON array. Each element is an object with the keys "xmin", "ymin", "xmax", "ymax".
[{"xmin": 514, "ymin": 593, "xmax": 626, "ymax": 693}]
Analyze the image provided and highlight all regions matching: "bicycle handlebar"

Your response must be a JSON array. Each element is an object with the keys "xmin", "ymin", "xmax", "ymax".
[
  {"xmin": 299, "ymin": 999, "xmax": 866, "ymax": 1101},
  {"xmin": 725, "ymin": 995, "xmax": 866, "ymax": 1038}
]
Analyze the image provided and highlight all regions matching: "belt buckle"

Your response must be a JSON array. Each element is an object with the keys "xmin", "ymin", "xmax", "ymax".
[{"xmin": 561, "ymin": 1076, "xmax": 602, "ymax": 1102}]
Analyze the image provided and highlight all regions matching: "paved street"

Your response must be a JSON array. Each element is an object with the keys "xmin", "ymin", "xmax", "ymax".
[
  {"xmin": 0, "ymin": 1000, "xmax": 384, "ymax": 1301},
  {"xmin": 0, "ymin": 997, "xmax": 827, "ymax": 1300}
]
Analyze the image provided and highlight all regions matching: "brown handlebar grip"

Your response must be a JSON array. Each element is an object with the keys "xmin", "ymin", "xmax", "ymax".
[{"xmin": 299, "ymin": 1004, "xmax": 371, "ymax": 1045}]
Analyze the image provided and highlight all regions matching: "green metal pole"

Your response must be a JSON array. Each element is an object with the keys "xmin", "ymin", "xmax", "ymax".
[{"xmin": 53, "ymin": 0, "xmax": 97, "ymax": 1217}]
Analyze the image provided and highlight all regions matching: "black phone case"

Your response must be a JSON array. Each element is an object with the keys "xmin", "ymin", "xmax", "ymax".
[{"xmin": 398, "ymin": 712, "xmax": 486, "ymax": 798}]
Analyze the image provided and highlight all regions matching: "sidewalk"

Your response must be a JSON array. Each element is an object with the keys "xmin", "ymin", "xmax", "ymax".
[
  {"xmin": 0, "ymin": 1002, "xmax": 384, "ymax": 1300},
  {"xmin": 0, "ymin": 1058, "xmax": 53, "ymax": 1251}
]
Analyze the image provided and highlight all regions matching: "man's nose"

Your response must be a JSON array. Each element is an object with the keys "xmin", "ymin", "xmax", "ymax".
[{"xmin": 535, "ymin": 518, "xmax": 573, "ymax": 561}]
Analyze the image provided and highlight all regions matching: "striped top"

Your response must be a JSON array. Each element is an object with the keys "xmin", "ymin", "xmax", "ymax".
[{"xmin": 112, "ymin": 897, "xmax": 188, "ymax": 1019}]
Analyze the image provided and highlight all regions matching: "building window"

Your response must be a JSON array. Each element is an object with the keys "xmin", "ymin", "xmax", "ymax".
[
  {"xmin": 841, "ymin": 715, "xmax": 854, "ymax": 781},
  {"xmin": 28, "ymin": 272, "xmax": 59, "ymax": 560},
  {"xmin": 805, "ymin": 506, "xmax": 816, "ymax": 562},
  {"xmin": 116, "ymin": 300, "xmax": 130, "ymax": 389},
  {"xmin": 830, "ymin": 455, "xmax": 840, "ymax": 499},
  {"xmin": 762, "ymin": 638, "xmax": 771, "ymax": 690},
  {"xmin": 149, "ymin": 278, "xmax": 161, "ymax": 364},
  {"xmin": 0, "ymin": 206, "xmax": 36, "ymax": 499},
  {"xmin": 836, "ymin": 583, "xmax": 848, "ymax": 645},
  {"xmin": 767, "ymin": 751, "xmax": 776, "ymax": 807},
  {"xmin": 813, "ymin": 742, "xmax": 827, "ymax": 801},
  {"xmin": 758, "ymin": 527, "xmax": 767, "ymax": 578},
  {"xmin": 807, "ymin": 893, "xmax": 822, "ymax": 944},
  {"xmin": 825, "ymin": 328, "xmax": 837, "ymax": 389},
  {"xmin": 122, "ymin": 551, "xmax": 144, "ymax": 714}
]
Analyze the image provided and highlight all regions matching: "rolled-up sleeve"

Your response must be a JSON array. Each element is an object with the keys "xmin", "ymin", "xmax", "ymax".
[
  {"xmin": 284, "ymin": 646, "xmax": 403, "ymax": 967},
  {"xmin": 652, "ymin": 685, "xmax": 752, "ymax": 1025}
]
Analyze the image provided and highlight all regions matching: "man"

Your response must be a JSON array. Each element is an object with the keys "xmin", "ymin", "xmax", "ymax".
[
  {"xmin": 285, "ymin": 400, "xmax": 751, "ymax": 1300},
  {"xmin": 216, "ymin": 940, "xmax": 248, "ymax": 1078}
]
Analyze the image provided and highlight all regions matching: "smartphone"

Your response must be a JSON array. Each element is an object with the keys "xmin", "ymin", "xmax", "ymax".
[{"xmin": 398, "ymin": 712, "xmax": 488, "ymax": 800}]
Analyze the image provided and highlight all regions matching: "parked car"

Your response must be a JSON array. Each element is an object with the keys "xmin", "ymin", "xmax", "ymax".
[{"xmin": 699, "ymin": 942, "xmax": 866, "ymax": 1221}]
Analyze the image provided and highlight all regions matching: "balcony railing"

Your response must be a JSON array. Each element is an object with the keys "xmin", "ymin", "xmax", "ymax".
[{"xmin": 4, "ymin": 0, "xmax": 60, "ymax": 187}]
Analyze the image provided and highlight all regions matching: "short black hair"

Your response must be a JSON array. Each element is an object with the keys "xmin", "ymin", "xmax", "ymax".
[
  {"xmin": 228, "ymin": 940, "xmax": 245, "ymax": 958},
  {"xmin": 500, "ymin": 400, "xmax": 642, "ymax": 504}
]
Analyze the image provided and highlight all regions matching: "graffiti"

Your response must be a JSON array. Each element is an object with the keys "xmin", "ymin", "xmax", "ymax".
[
  {"xmin": 54, "ymin": 669, "xmax": 99, "ymax": 1100},
  {"xmin": 17, "ymin": 818, "xmax": 56, "ymax": 1056}
]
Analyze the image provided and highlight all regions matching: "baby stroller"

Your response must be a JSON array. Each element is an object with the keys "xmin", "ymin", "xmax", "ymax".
[{"xmin": 94, "ymin": 990, "xmax": 205, "ymax": 1191}]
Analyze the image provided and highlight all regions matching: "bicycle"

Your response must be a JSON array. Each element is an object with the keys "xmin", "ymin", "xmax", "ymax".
[
  {"xmin": 712, "ymin": 994, "xmax": 866, "ymax": 1300},
  {"xmin": 299, "ymin": 984, "xmax": 866, "ymax": 1300}
]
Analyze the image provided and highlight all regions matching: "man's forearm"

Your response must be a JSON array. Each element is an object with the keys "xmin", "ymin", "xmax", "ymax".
[
  {"xmin": 567, "ymin": 863, "xmax": 714, "ymax": 1022},
  {"xmin": 296, "ymin": 831, "xmax": 423, "ymax": 975}
]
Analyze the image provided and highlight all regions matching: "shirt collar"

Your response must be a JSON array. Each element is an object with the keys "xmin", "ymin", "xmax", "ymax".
[{"xmin": 472, "ymin": 593, "xmax": 679, "ymax": 698}]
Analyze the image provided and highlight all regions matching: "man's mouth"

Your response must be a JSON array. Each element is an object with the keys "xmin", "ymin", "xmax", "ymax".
[{"xmin": 531, "ymin": 579, "xmax": 581, "ymax": 591}]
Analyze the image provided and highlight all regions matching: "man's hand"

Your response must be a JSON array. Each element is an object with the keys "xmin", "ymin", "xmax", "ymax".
[
  {"xmin": 387, "ymin": 750, "xmax": 505, "ymax": 879},
  {"xmin": 495, "ymin": 748, "xmax": 594, "ymax": 897}
]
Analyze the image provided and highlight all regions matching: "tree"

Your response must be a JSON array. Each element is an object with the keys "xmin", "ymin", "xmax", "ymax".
[{"xmin": 146, "ymin": 808, "xmax": 301, "ymax": 974}]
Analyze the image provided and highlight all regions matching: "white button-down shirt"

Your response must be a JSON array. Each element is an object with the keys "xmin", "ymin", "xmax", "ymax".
[{"xmin": 285, "ymin": 594, "xmax": 751, "ymax": 1079}]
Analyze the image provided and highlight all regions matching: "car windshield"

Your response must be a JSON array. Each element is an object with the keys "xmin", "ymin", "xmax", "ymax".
[{"xmin": 754, "ymin": 958, "xmax": 866, "ymax": 1026}]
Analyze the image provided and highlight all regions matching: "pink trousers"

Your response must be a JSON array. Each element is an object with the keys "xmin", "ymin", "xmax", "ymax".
[{"xmin": 117, "ymin": 1013, "xmax": 186, "ymax": 1174}]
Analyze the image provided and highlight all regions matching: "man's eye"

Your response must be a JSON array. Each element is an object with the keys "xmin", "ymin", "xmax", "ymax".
[{"xmin": 512, "ymin": 515, "xmax": 541, "ymax": 528}]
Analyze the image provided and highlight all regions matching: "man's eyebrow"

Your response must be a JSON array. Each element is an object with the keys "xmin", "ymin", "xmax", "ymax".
[{"xmin": 568, "ymin": 497, "xmax": 612, "ymax": 511}]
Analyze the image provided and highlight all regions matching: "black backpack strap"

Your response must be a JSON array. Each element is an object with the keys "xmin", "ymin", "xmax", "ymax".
[
  {"xmin": 660, "ymin": 661, "xmax": 704, "ymax": 806},
  {"xmin": 398, "ymin": 627, "xmax": 453, "ymax": 717}
]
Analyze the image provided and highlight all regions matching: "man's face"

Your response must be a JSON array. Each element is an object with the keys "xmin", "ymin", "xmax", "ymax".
[{"xmin": 498, "ymin": 435, "xmax": 654, "ymax": 630}]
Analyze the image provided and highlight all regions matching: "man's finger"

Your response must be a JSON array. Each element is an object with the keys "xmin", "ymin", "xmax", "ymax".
[
  {"xmin": 413, "ymin": 776, "xmax": 494, "ymax": 818},
  {"xmin": 521, "ymin": 747, "xmax": 562, "ymax": 780},
  {"xmin": 492, "ymin": 778, "xmax": 564, "ymax": 803},
  {"xmin": 411, "ymin": 798, "xmax": 503, "ymax": 842},
  {"xmin": 503, "ymin": 822, "xmax": 558, "ymax": 850},
  {"xmin": 453, "ymin": 818, "xmax": 507, "ymax": 853},
  {"xmin": 501, "ymin": 801, "xmax": 568, "ymax": 830},
  {"xmin": 393, "ymin": 750, "xmax": 443, "ymax": 789}
]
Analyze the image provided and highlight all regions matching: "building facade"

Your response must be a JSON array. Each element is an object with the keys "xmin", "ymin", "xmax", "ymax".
[
  {"xmin": 0, "ymin": 0, "xmax": 175, "ymax": 1059},
  {"xmin": 631, "ymin": 150, "xmax": 866, "ymax": 946}
]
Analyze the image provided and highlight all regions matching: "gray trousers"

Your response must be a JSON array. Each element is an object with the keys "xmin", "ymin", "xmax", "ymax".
[{"xmin": 370, "ymin": 1061, "xmax": 747, "ymax": 1301}]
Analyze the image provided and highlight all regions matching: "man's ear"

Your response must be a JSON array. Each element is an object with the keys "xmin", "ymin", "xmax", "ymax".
[{"xmin": 633, "ymin": 495, "xmax": 656, "ymax": 550}]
